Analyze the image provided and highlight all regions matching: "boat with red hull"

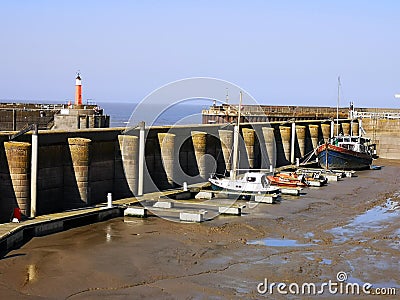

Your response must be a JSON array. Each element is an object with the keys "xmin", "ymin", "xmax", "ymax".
[
  {"xmin": 316, "ymin": 136, "xmax": 375, "ymax": 170},
  {"xmin": 267, "ymin": 174, "xmax": 308, "ymax": 187}
]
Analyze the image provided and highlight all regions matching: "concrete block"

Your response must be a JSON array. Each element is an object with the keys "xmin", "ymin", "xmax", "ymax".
[
  {"xmin": 254, "ymin": 194, "xmax": 277, "ymax": 203},
  {"xmin": 174, "ymin": 191, "xmax": 191, "ymax": 200},
  {"xmin": 153, "ymin": 201, "xmax": 174, "ymax": 208},
  {"xmin": 124, "ymin": 207, "xmax": 147, "ymax": 217},
  {"xmin": 218, "ymin": 205, "xmax": 244, "ymax": 215},
  {"xmin": 324, "ymin": 174, "xmax": 339, "ymax": 182},
  {"xmin": 344, "ymin": 171, "xmax": 356, "ymax": 178},
  {"xmin": 307, "ymin": 180, "xmax": 322, "ymax": 187},
  {"xmin": 195, "ymin": 191, "xmax": 213, "ymax": 200},
  {"xmin": 179, "ymin": 210, "xmax": 207, "ymax": 222}
]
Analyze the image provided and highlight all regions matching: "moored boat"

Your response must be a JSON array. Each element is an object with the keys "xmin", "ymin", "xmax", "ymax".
[
  {"xmin": 267, "ymin": 173, "xmax": 308, "ymax": 187},
  {"xmin": 209, "ymin": 172, "xmax": 280, "ymax": 194},
  {"xmin": 316, "ymin": 135, "xmax": 375, "ymax": 170},
  {"xmin": 208, "ymin": 92, "xmax": 280, "ymax": 196}
]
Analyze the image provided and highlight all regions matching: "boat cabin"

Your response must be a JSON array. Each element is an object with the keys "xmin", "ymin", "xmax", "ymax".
[
  {"xmin": 331, "ymin": 135, "xmax": 373, "ymax": 154},
  {"xmin": 241, "ymin": 172, "xmax": 270, "ymax": 187}
]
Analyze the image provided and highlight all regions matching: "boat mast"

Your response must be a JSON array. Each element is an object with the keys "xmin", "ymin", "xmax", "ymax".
[
  {"xmin": 232, "ymin": 91, "xmax": 242, "ymax": 180},
  {"xmin": 336, "ymin": 76, "xmax": 340, "ymax": 136}
]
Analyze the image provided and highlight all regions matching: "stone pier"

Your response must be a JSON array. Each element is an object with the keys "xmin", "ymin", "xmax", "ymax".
[
  {"xmin": 295, "ymin": 125, "xmax": 306, "ymax": 157},
  {"xmin": 321, "ymin": 123, "xmax": 331, "ymax": 142},
  {"xmin": 115, "ymin": 135, "xmax": 139, "ymax": 198},
  {"xmin": 334, "ymin": 123, "xmax": 341, "ymax": 136},
  {"xmin": 262, "ymin": 127, "xmax": 275, "ymax": 167},
  {"xmin": 3, "ymin": 142, "xmax": 31, "ymax": 218},
  {"xmin": 242, "ymin": 128, "xmax": 255, "ymax": 168},
  {"xmin": 65, "ymin": 138, "xmax": 91, "ymax": 208},
  {"xmin": 191, "ymin": 131, "xmax": 207, "ymax": 178},
  {"xmin": 352, "ymin": 121, "xmax": 359, "ymax": 136},
  {"xmin": 218, "ymin": 129, "xmax": 233, "ymax": 171},
  {"xmin": 342, "ymin": 122, "xmax": 351, "ymax": 136},
  {"xmin": 309, "ymin": 124, "xmax": 319, "ymax": 149},
  {"xmin": 279, "ymin": 126, "xmax": 291, "ymax": 164},
  {"xmin": 158, "ymin": 133, "xmax": 176, "ymax": 186}
]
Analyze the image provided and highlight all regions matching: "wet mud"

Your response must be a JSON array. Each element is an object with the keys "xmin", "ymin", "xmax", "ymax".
[{"xmin": 0, "ymin": 159, "xmax": 399, "ymax": 299}]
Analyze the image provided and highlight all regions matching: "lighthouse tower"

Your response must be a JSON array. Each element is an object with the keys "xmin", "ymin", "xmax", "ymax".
[{"xmin": 75, "ymin": 73, "xmax": 82, "ymax": 106}]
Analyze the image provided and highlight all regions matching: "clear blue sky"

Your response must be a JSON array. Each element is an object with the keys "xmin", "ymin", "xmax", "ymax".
[{"xmin": 1, "ymin": 0, "xmax": 399, "ymax": 107}]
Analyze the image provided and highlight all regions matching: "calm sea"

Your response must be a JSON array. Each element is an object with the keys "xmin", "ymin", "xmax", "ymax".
[
  {"xmin": 98, "ymin": 101, "xmax": 209, "ymax": 127},
  {"xmin": 2, "ymin": 99, "xmax": 210, "ymax": 127}
]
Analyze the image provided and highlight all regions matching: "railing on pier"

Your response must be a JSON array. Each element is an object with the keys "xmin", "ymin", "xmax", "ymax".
[{"xmin": 354, "ymin": 111, "xmax": 400, "ymax": 119}]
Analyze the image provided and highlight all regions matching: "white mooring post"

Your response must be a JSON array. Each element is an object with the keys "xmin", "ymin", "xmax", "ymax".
[
  {"xmin": 183, "ymin": 182, "xmax": 188, "ymax": 191},
  {"xmin": 138, "ymin": 121, "xmax": 145, "ymax": 196},
  {"xmin": 107, "ymin": 193, "xmax": 113, "ymax": 208},
  {"xmin": 290, "ymin": 122, "xmax": 296, "ymax": 164},
  {"xmin": 30, "ymin": 124, "xmax": 38, "ymax": 218}
]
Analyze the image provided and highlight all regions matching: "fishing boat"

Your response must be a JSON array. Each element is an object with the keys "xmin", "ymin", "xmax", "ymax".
[
  {"xmin": 208, "ymin": 92, "xmax": 280, "ymax": 195},
  {"xmin": 316, "ymin": 135, "xmax": 375, "ymax": 170},
  {"xmin": 315, "ymin": 77, "xmax": 376, "ymax": 170}
]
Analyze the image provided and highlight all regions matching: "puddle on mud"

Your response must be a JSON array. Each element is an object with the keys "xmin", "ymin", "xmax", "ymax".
[
  {"xmin": 329, "ymin": 198, "xmax": 400, "ymax": 243},
  {"xmin": 247, "ymin": 238, "xmax": 314, "ymax": 247},
  {"xmin": 320, "ymin": 258, "xmax": 332, "ymax": 265},
  {"xmin": 304, "ymin": 232, "xmax": 314, "ymax": 238}
]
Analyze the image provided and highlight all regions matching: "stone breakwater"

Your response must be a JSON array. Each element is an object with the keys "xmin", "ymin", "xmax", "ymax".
[{"xmin": 0, "ymin": 118, "xmax": 398, "ymax": 222}]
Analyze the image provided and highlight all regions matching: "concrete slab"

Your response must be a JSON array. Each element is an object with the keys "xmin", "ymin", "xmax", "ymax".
[
  {"xmin": 124, "ymin": 207, "xmax": 147, "ymax": 217},
  {"xmin": 218, "ymin": 206, "xmax": 244, "ymax": 215},
  {"xmin": 254, "ymin": 194, "xmax": 278, "ymax": 204},
  {"xmin": 344, "ymin": 171, "xmax": 356, "ymax": 177},
  {"xmin": 153, "ymin": 201, "xmax": 174, "ymax": 209},
  {"xmin": 324, "ymin": 174, "xmax": 339, "ymax": 182},
  {"xmin": 280, "ymin": 188, "xmax": 301, "ymax": 195},
  {"xmin": 307, "ymin": 180, "xmax": 322, "ymax": 187},
  {"xmin": 179, "ymin": 210, "xmax": 207, "ymax": 222},
  {"xmin": 195, "ymin": 191, "xmax": 213, "ymax": 200}
]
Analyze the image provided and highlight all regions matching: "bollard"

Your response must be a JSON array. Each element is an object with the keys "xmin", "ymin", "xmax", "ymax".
[{"xmin": 183, "ymin": 182, "xmax": 188, "ymax": 192}]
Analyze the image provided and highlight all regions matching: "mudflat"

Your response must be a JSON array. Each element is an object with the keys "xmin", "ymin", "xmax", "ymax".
[{"xmin": 0, "ymin": 159, "xmax": 399, "ymax": 299}]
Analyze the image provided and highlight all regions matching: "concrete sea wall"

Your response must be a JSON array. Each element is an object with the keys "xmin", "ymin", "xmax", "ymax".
[{"xmin": 0, "ymin": 118, "xmax": 397, "ymax": 222}]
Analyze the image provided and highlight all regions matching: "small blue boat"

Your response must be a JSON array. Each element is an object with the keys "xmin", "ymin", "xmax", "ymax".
[{"xmin": 316, "ymin": 135, "xmax": 376, "ymax": 170}]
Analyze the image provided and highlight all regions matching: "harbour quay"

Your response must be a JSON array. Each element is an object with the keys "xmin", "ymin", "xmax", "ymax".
[{"xmin": 0, "ymin": 115, "xmax": 399, "ymax": 224}]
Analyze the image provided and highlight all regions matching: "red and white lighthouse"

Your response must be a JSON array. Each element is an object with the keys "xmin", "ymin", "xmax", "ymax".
[{"xmin": 75, "ymin": 73, "xmax": 82, "ymax": 106}]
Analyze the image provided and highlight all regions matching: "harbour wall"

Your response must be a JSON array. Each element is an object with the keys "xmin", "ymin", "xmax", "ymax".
[
  {"xmin": 0, "ymin": 118, "xmax": 397, "ymax": 222},
  {"xmin": 361, "ymin": 118, "xmax": 400, "ymax": 160}
]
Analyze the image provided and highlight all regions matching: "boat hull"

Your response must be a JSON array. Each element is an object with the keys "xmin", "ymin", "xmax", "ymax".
[
  {"xmin": 209, "ymin": 177, "xmax": 279, "ymax": 194},
  {"xmin": 316, "ymin": 144, "xmax": 372, "ymax": 170},
  {"xmin": 266, "ymin": 175, "xmax": 307, "ymax": 187}
]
